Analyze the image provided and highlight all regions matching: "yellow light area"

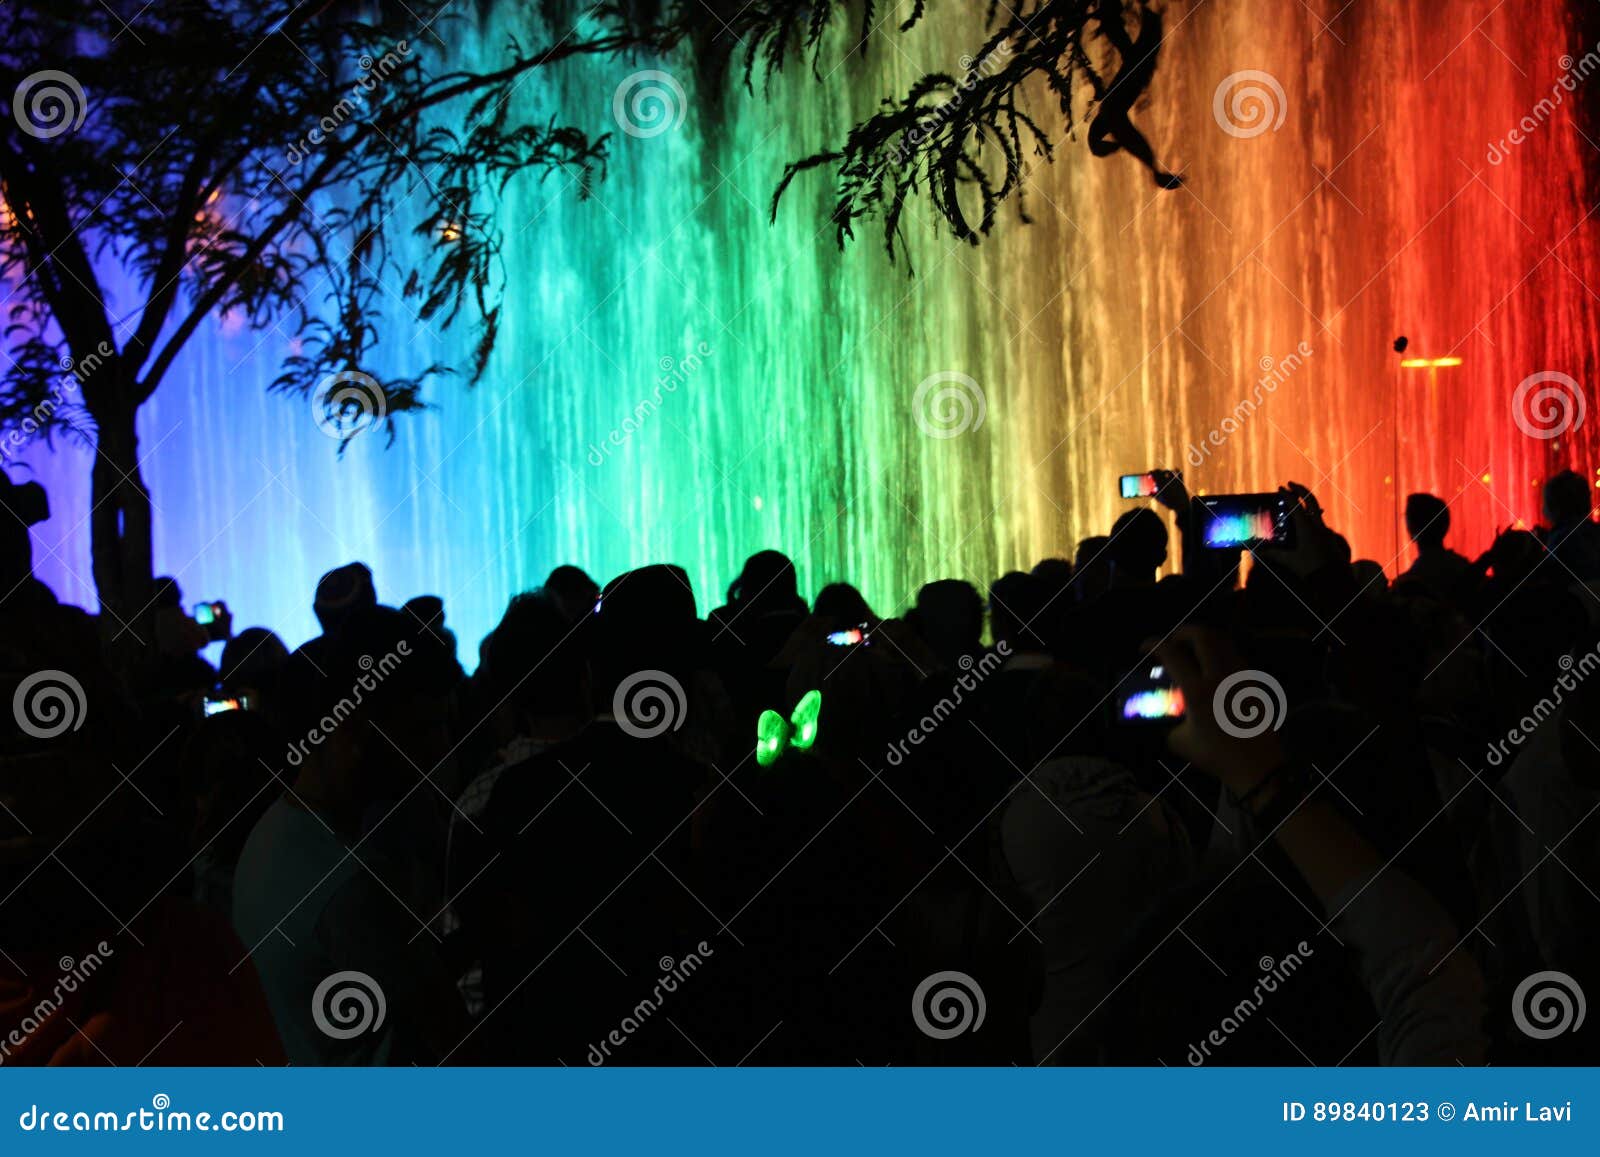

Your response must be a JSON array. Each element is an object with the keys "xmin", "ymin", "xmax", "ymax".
[
  {"xmin": 1399, "ymin": 356, "xmax": 1463, "ymax": 368},
  {"xmin": 1480, "ymin": 473, "xmax": 1492, "ymax": 484},
  {"xmin": 436, "ymin": 222, "xmax": 463, "ymax": 243}
]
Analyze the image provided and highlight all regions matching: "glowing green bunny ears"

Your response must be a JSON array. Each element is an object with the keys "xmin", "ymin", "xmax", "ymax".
[{"xmin": 755, "ymin": 690, "xmax": 822, "ymax": 767}]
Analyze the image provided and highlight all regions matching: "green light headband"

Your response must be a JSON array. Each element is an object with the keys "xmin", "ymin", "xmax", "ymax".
[{"xmin": 755, "ymin": 689, "xmax": 822, "ymax": 767}]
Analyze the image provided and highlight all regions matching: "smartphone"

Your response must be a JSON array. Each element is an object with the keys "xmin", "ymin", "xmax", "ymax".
[
  {"xmin": 1118, "ymin": 665, "xmax": 1186, "ymax": 722},
  {"xmin": 202, "ymin": 694, "xmax": 255, "ymax": 717},
  {"xmin": 826, "ymin": 625, "xmax": 870, "ymax": 647},
  {"xmin": 1119, "ymin": 472, "xmax": 1160, "ymax": 499},
  {"xmin": 193, "ymin": 600, "xmax": 229, "ymax": 641},
  {"xmin": 1197, "ymin": 493, "xmax": 1294, "ymax": 549}
]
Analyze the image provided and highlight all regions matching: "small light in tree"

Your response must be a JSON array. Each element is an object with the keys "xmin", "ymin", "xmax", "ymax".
[{"xmin": 435, "ymin": 221, "xmax": 463, "ymax": 243}]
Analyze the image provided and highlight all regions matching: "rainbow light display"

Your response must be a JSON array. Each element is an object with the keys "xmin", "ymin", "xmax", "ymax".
[{"xmin": 17, "ymin": 1, "xmax": 1600, "ymax": 658}]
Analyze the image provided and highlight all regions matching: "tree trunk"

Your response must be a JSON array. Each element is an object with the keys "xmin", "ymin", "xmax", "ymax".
[{"xmin": 89, "ymin": 400, "xmax": 155, "ymax": 637}]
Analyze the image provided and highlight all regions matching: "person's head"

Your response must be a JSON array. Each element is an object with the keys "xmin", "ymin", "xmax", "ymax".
[
  {"xmin": 591, "ymin": 564, "xmax": 700, "ymax": 701},
  {"xmin": 1107, "ymin": 508, "xmax": 1168, "ymax": 584},
  {"xmin": 728, "ymin": 550, "xmax": 803, "ymax": 613},
  {"xmin": 482, "ymin": 590, "xmax": 590, "ymax": 730},
  {"xmin": 152, "ymin": 576, "xmax": 183, "ymax": 609},
  {"xmin": 1485, "ymin": 528, "xmax": 1547, "ymax": 586},
  {"xmin": 544, "ymin": 565, "xmax": 600, "ymax": 623},
  {"xmin": 1404, "ymin": 493, "xmax": 1450, "ymax": 548},
  {"xmin": 279, "ymin": 604, "xmax": 455, "ymax": 818},
  {"xmin": 402, "ymin": 594, "xmax": 460, "ymax": 671},
  {"xmin": 220, "ymin": 627, "xmax": 290, "ymax": 699},
  {"xmin": 1031, "ymin": 556, "xmax": 1074, "ymax": 599},
  {"xmin": 988, "ymin": 571, "xmax": 1046, "ymax": 653},
  {"xmin": 1072, "ymin": 536, "xmax": 1113, "ymax": 602},
  {"xmin": 1351, "ymin": 559, "xmax": 1387, "ymax": 598},
  {"xmin": 814, "ymin": 582, "xmax": 875, "ymax": 626},
  {"xmin": 1543, "ymin": 469, "xmax": 1591, "ymax": 528},
  {"xmin": 909, "ymin": 579, "xmax": 984, "ymax": 668},
  {"xmin": 312, "ymin": 562, "xmax": 376, "ymax": 634}
]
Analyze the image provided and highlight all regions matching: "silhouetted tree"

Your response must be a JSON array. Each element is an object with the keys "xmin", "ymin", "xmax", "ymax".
[{"xmin": 0, "ymin": 0, "xmax": 1170, "ymax": 627}]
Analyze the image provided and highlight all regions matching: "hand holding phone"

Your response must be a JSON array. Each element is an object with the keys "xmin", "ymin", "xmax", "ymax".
[
  {"xmin": 193, "ymin": 600, "xmax": 231, "ymax": 641},
  {"xmin": 1119, "ymin": 472, "xmax": 1161, "ymax": 499},
  {"xmin": 1196, "ymin": 493, "xmax": 1294, "ymax": 550}
]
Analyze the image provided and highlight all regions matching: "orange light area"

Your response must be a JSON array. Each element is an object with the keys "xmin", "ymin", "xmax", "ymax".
[{"xmin": 1399, "ymin": 356, "xmax": 1463, "ymax": 368}]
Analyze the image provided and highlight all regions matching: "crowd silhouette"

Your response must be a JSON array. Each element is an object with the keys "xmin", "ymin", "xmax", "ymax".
[{"xmin": 2, "ymin": 466, "xmax": 1598, "ymax": 1066}]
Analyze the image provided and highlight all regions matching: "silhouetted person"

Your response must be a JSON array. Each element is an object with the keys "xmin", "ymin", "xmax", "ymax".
[
  {"xmin": 1107, "ymin": 508, "xmax": 1167, "ymax": 588},
  {"xmin": 907, "ymin": 579, "xmax": 984, "ymax": 672},
  {"xmin": 233, "ymin": 605, "xmax": 468, "ymax": 1064},
  {"xmin": 710, "ymin": 550, "xmax": 808, "ymax": 724},
  {"xmin": 1542, "ymin": 469, "xmax": 1600, "ymax": 580},
  {"xmin": 1399, "ymin": 492, "xmax": 1471, "ymax": 601},
  {"xmin": 814, "ymin": 581, "xmax": 877, "ymax": 626},
  {"xmin": 476, "ymin": 566, "xmax": 710, "ymax": 1063},
  {"xmin": 545, "ymin": 564, "xmax": 600, "ymax": 623},
  {"xmin": 312, "ymin": 561, "xmax": 377, "ymax": 635}
]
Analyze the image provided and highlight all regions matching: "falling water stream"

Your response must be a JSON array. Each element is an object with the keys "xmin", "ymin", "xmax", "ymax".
[{"xmin": 20, "ymin": 0, "xmax": 1600, "ymax": 657}]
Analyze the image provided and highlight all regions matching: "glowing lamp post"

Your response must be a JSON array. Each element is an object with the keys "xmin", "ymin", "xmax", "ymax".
[{"xmin": 1395, "ymin": 353, "xmax": 1462, "ymax": 558}]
